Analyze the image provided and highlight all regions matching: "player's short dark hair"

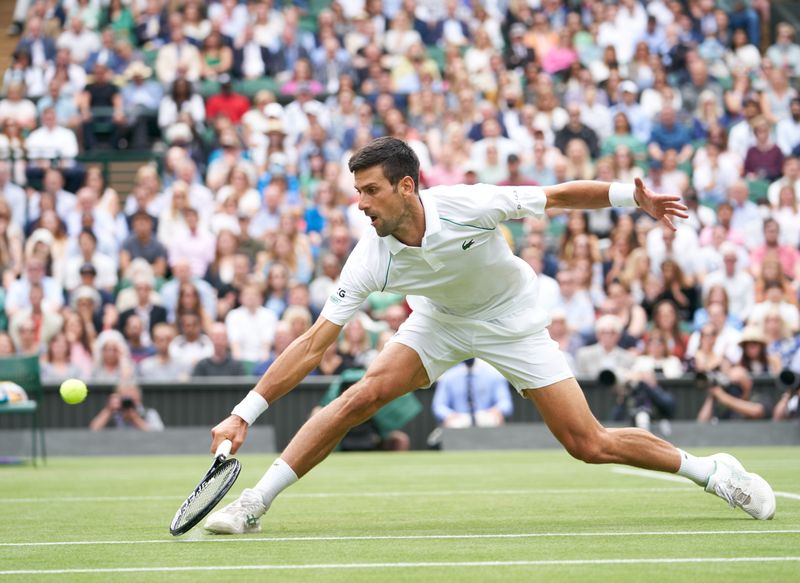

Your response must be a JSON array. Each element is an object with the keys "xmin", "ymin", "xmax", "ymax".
[{"xmin": 348, "ymin": 136, "xmax": 420, "ymax": 192}]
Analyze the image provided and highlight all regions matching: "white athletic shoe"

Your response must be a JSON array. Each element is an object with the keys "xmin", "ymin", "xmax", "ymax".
[
  {"xmin": 204, "ymin": 488, "xmax": 268, "ymax": 534},
  {"xmin": 704, "ymin": 453, "xmax": 776, "ymax": 520}
]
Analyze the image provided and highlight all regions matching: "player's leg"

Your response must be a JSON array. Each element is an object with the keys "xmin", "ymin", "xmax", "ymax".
[
  {"xmin": 476, "ymin": 318, "xmax": 775, "ymax": 521},
  {"xmin": 523, "ymin": 378, "xmax": 681, "ymax": 470},
  {"xmin": 280, "ymin": 341, "xmax": 430, "ymax": 476},
  {"xmin": 524, "ymin": 378, "xmax": 775, "ymax": 519},
  {"xmin": 205, "ymin": 342, "xmax": 430, "ymax": 533}
]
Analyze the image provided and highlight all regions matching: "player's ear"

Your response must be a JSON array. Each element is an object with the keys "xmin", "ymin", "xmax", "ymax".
[{"xmin": 399, "ymin": 175, "xmax": 416, "ymax": 196}]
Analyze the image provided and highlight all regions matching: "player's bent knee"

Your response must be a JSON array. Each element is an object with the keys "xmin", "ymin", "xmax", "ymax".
[
  {"xmin": 561, "ymin": 429, "xmax": 612, "ymax": 464},
  {"xmin": 335, "ymin": 380, "xmax": 387, "ymax": 425}
]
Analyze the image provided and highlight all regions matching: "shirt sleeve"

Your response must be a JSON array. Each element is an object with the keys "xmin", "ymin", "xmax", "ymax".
[
  {"xmin": 432, "ymin": 184, "xmax": 547, "ymax": 229},
  {"xmin": 319, "ymin": 237, "xmax": 379, "ymax": 326}
]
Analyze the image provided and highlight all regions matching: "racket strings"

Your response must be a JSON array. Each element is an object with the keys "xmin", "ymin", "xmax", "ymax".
[{"xmin": 172, "ymin": 459, "xmax": 240, "ymax": 531}]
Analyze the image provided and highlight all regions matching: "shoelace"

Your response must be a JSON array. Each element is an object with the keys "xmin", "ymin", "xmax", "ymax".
[{"xmin": 715, "ymin": 474, "xmax": 753, "ymax": 509}]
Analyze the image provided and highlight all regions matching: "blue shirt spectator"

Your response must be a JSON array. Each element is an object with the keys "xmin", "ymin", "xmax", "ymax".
[{"xmin": 432, "ymin": 359, "xmax": 514, "ymax": 427}]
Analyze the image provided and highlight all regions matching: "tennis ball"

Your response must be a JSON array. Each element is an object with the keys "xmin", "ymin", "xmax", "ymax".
[{"xmin": 59, "ymin": 379, "xmax": 88, "ymax": 405}]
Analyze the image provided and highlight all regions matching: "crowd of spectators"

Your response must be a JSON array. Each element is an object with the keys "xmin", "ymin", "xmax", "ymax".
[{"xmin": 1, "ymin": 0, "xmax": 799, "ymax": 423}]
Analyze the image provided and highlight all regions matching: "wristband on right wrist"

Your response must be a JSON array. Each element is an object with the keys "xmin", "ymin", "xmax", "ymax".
[
  {"xmin": 230, "ymin": 391, "xmax": 269, "ymax": 426},
  {"xmin": 608, "ymin": 182, "xmax": 639, "ymax": 208}
]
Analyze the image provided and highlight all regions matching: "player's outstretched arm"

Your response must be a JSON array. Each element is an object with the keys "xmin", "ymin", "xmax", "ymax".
[
  {"xmin": 543, "ymin": 178, "xmax": 688, "ymax": 231},
  {"xmin": 210, "ymin": 317, "xmax": 342, "ymax": 453}
]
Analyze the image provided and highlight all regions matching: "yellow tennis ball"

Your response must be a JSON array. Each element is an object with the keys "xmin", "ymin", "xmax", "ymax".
[{"xmin": 59, "ymin": 379, "xmax": 88, "ymax": 405}]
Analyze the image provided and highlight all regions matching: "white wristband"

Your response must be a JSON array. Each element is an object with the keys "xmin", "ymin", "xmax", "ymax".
[
  {"xmin": 608, "ymin": 183, "xmax": 639, "ymax": 208},
  {"xmin": 231, "ymin": 391, "xmax": 269, "ymax": 426}
]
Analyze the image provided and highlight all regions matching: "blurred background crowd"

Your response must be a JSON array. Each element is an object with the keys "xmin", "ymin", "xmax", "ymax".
[{"xmin": 1, "ymin": 0, "xmax": 799, "ymax": 425}]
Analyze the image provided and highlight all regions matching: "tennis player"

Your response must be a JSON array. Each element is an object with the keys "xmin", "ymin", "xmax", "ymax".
[{"xmin": 205, "ymin": 137, "xmax": 775, "ymax": 534}]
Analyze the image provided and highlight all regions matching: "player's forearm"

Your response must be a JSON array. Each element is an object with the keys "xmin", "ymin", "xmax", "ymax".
[
  {"xmin": 252, "ymin": 332, "xmax": 327, "ymax": 405},
  {"xmin": 544, "ymin": 181, "xmax": 637, "ymax": 210}
]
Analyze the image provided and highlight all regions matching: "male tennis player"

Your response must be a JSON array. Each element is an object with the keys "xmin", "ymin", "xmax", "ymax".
[{"xmin": 205, "ymin": 137, "xmax": 775, "ymax": 534}]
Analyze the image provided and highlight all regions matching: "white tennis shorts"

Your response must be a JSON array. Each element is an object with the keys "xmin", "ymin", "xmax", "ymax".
[{"xmin": 388, "ymin": 306, "xmax": 575, "ymax": 393}]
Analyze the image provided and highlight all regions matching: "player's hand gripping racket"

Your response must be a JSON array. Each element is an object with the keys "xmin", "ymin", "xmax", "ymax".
[{"xmin": 169, "ymin": 439, "xmax": 241, "ymax": 536}]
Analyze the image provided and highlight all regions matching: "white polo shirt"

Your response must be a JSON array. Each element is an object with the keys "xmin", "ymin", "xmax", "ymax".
[{"xmin": 321, "ymin": 184, "xmax": 549, "ymax": 327}]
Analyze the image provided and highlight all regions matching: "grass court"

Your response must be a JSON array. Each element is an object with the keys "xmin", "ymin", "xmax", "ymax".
[{"xmin": 1, "ymin": 447, "xmax": 799, "ymax": 581}]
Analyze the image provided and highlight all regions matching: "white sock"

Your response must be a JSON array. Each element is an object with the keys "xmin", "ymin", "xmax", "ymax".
[
  {"xmin": 675, "ymin": 449, "xmax": 715, "ymax": 486},
  {"xmin": 253, "ymin": 458, "xmax": 298, "ymax": 508}
]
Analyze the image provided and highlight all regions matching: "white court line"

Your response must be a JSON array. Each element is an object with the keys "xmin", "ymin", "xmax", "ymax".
[
  {"xmin": 3, "ymin": 529, "xmax": 799, "ymax": 548},
  {"xmin": 1, "ymin": 557, "xmax": 799, "ymax": 575},
  {"xmin": 1, "ymin": 486, "xmax": 696, "ymax": 504},
  {"xmin": 612, "ymin": 468, "xmax": 800, "ymax": 501}
]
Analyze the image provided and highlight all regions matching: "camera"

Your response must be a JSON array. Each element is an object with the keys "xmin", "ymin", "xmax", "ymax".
[
  {"xmin": 776, "ymin": 369, "xmax": 800, "ymax": 393},
  {"xmin": 695, "ymin": 370, "xmax": 730, "ymax": 391},
  {"xmin": 120, "ymin": 397, "xmax": 135, "ymax": 410}
]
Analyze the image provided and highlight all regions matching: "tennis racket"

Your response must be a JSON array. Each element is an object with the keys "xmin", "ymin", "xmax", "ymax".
[{"xmin": 169, "ymin": 439, "xmax": 241, "ymax": 536}]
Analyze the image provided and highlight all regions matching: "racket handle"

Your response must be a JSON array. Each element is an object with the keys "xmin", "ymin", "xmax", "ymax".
[{"xmin": 215, "ymin": 439, "xmax": 233, "ymax": 459}]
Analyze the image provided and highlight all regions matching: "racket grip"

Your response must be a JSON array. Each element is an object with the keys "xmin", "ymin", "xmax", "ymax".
[{"xmin": 215, "ymin": 439, "xmax": 233, "ymax": 459}]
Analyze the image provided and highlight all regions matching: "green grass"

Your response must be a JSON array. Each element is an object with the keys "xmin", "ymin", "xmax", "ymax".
[{"xmin": 1, "ymin": 448, "xmax": 799, "ymax": 582}]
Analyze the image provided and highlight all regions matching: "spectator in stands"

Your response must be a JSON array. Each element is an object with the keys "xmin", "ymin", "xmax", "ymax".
[
  {"xmin": 91, "ymin": 329, "xmax": 134, "ymax": 383},
  {"xmin": 252, "ymin": 320, "xmax": 294, "ymax": 376},
  {"xmin": 36, "ymin": 79, "xmax": 81, "ymax": 132},
  {"xmin": 744, "ymin": 117, "xmax": 784, "ymax": 182},
  {"xmin": 738, "ymin": 324, "xmax": 782, "ymax": 376},
  {"xmin": 697, "ymin": 365, "xmax": 771, "ymax": 424},
  {"xmin": 40, "ymin": 332, "xmax": 83, "ymax": 383},
  {"xmin": 767, "ymin": 156, "xmax": 800, "ymax": 207},
  {"xmin": 8, "ymin": 281, "xmax": 61, "ymax": 354},
  {"xmin": 648, "ymin": 105, "xmax": 693, "ymax": 165},
  {"xmin": 62, "ymin": 228, "xmax": 117, "ymax": 294},
  {"xmin": 749, "ymin": 218, "xmax": 800, "ymax": 280},
  {"xmin": 101, "ymin": 0, "xmax": 136, "ymax": 46},
  {"xmin": 78, "ymin": 62, "xmax": 124, "ymax": 150},
  {"xmin": 4, "ymin": 257, "xmax": 63, "ymax": 318},
  {"xmin": 754, "ymin": 253, "xmax": 797, "ymax": 305},
  {"xmin": 157, "ymin": 78, "xmax": 206, "ymax": 134},
  {"xmin": 655, "ymin": 259, "xmax": 698, "ymax": 323},
  {"xmin": 200, "ymin": 30, "xmax": 234, "ymax": 82},
  {"xmin": 767, "ymin": 22, "xmax": 800, "ymax": 77},
  {"xmin": 44, "ymin": 47, "xmax": 88, "ymax": 99},
  {"xmin": 61, "ymin": 309, "xmax": 93, "ymax": 377},
  {"xmin": 750, "ymin": 279, "xmax": 800, "ymax": 333},
  {"xmin": 575, "ymin": 315, "xmax": 636, "ymax": 378},
  {"xmin": 160, "ymin": 257, "xmax": 217, "ymax": 322},
  {"xmin": 120, "ymin": 210, "xmax": 168, "ymax": 279},
  {"xmin": 193, "ymin": 321, "xmax": 246, "ymax": 377},
  {"xmin": 25, "ymin": 109, "xmax": 81, "ymax": 187},
  {"xmin": 0, "ymin": 82, "xmax": 37, "ymax": 132},
  {"xmin": 776, "ymin": 99, "xmax": 800, "ymax": 157},
  {"xmin": 119, "ymin": 62, "xmax": 162, "ymax": 150},
  {"xmin": 117, "ymin": 272, "xmax": 166, "ymax": 342},
  {"xmin": 65, "ymin": 188, "xmax": 118, "ymax": 257},
  {"xmin": 225, "ymin": 283, "xmax": 277, "ymax": 363},
  {"xmin": 555, "ymin": 102, "xmax": 599, "ymax": 159},
  {"xmin": 122, "ymin": 313, "xmax": 155, "ymax": 364},
  {"xmin": 89, "ymin": 381, "xmax": 164, "ymax": 431},
  {"xmin": 432, "ymin": 358, "xmax": 513, "ymax": 428},
  {"xmin": 0, "ymin": 196, "xmax": 23, "ymax": 288},
  {"xmin": 137, "ymin": 322, "xmax": 190, "ymax": 382},
  {"xmin": 232, "ymin": 24, "xmax": 271, "ymax": 80},
  {"xmin": 335, "ymin": 318, "xmax": 377, "ymax": 371},
  {"xmin": 206, "ymin": 75, "xmax": 251, "ymax": 125},
  {"xmin": 555, "ymin": 268, "xmax": 594, "ymax": 336},
  {"xmin": 155, "ymin": 14, "xmax": 202, "ymax": 85},
  {"xmin": 168, "ymin": 207, "xmax": 215, "ymax": 280},
  {"xmin": 15, "ymin": 16, "xmax": 56, "ymax": 69},
  {"xmin": 57, "ymin": 15, "xmax": 99, "ymax": 65},
  {"xmin": 169, "ymin": 312, "xmax": 213, "ymax": 369},
  {"xmin": 599, "ymin": 279, "xmax": 647, "ymax": 344},
  {"xmin": 703, "ymin": 242, "xmax": 755, "ymax": 323}
]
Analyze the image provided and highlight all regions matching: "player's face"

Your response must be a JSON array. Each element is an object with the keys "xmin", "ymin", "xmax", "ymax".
[{"xmin": 354, "ymin": 165, "xmax": 413, "ymax": 238}]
